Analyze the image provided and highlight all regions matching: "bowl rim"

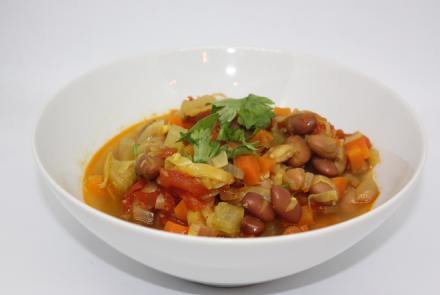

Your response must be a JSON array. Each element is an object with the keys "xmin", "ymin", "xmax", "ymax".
[{"xmin": 33, "ymin": 47, "xmax": 427, "ymax": 245}]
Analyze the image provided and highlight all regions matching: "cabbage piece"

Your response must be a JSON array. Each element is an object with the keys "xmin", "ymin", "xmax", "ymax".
[
  {"xmin": 164, "ymin": 125, "xmax": 187, "ymax": 151},
  {"xmin": 180, "ymin": 94, "xmax": 218, "ymax": 117},
  {"xmin": 117, "ymin": 137, "xmax": 135, "ymax": 160},
  {"xmin": 101, "ymin": 152, "xmax": 136, "ymax": 192},
  {"xmin": 208, "ymin": 151, "xmax": 228, "ymax": 168},
  {"xmin": 137, "ymin": 120, "xmax": 166, "ymax": 144},
  {"xmin": 165, "ymin": 153, "xmax": 234, "ymax": 189},
  {"xmin": 211, "ymin": 202, "xmax": 244, "ymax": 236}
]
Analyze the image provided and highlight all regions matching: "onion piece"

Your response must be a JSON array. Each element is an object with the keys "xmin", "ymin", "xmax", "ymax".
[
  {"xmin": 223, "ymin": 164, "xmax": 244, "ymax": 180},
  {"xmin": 132, "ymin": 203, "xmax": 154, "ymax": 225},
  {"xmin": 355, "ymin": 173, "xmax": 379, "ymax": 203},
  {"xmin": 155, "ymin": 193, "xmax": 166, "ymax": 210}
]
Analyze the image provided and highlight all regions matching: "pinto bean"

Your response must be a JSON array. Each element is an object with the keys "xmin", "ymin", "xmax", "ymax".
[
  {"xmin": 271, "ymin": 186, "xmax": 302, "ymax": 223},
  {"xmin": 312, "ymin": 157, "xmax": 339, "ymax": 177},
  {"xmin": 285, "ymin": 136, "xmax": 311, "ymax": 167},
  {"xmin": 242, "ymin": 192, "xmax": 275, "ymax": 222},
  {"xmin": 283, "ymin": 168, "xmax": 305, "ymax": 191},
  {"xmin": 306, "ymin": 134, "xmax": 338, "ymax": 159},
  {"xmin": 286, "ymin": 113, "xmax": 317, "ymax": 135},
  {"xmin": 310, "ymin": 177, "xmax": 334, "ymax": 194},
  {"xmin": 240, "ymin": 215, "xmax": 265, "ymax": 235},
  {"xmin": 135, "ymin": 154, "xmax": 164, "ymax": 180}
]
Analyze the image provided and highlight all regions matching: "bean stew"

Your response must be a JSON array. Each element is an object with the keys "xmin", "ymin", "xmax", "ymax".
[{"xmin": 83, "ymin": 94, "xmax": 380, "ymax": 237}]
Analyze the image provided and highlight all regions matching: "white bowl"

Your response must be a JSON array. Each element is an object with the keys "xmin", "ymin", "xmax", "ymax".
[{"xmin": 33, "ymin": 48, "xmax": 425, "ymax": 286}]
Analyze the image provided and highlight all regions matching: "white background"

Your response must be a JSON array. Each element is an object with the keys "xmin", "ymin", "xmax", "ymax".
[{"xmin": 1, "ymin": 0, "xmax": 439, "ymax": 294}]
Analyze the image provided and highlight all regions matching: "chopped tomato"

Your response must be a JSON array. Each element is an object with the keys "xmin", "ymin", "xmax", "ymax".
[
  {"xmin": 158, "ymin": 169, "xmax": 209, "ymax": 197},
  {"xmin": 132, "ymin": 191, "xmax": 159, "ymax": 210},
  {"xmin": 182, "ymin": 110, "xmax": 211, "ymax": 129},
  {"xmin": 121, "ymin": 180, "xmax": 147, "ymax": 214}
]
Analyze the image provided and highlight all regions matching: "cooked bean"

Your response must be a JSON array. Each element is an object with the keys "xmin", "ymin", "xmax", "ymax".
[
  {"xmin": 312, "ymin": 157, "xmax": 339, "ymax": 177},
  {"xmin": 310, "ymin": 175, "xmax": 334, "ymax": 194},
  {"xmin": 283, "ymin": 168, "xmax": 305, "ymax": 191},
  {"xmin": 266, "ymin": 144, "xmax": 295, "ymax": 163},
  {"xmin": 242, "ymin": 192, "xmax": 275, "ymax": 222},
  {"xmin": 240, "ymin": 215, "xmax": 265, "ymax": 235},
  {"xmin": 286, "ymin": 113, "xmax": 317, "ymax": 135},
  {"xmin": 306, "ymin": 134, "xmax": 338, "ymax": 159},
  {"xmin": 285, "ymin": 136, "xmax": 311, "ymax": 167},
  {"xmin": 271, "ymin": 186, "xmax": 302, "ymax": 223},
  {"xmin": 135, "ymin": 154, "xmax": 164, "ymax": 180}
]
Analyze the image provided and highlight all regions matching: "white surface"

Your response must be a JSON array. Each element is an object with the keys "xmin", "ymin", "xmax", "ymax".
[
  {"xmin": 33, "ymin": 47, "xmax": 425, "ymax": 286},
  {"xmin": 1, "ymin": 0, "xmax": 439, "ymax": 293}
]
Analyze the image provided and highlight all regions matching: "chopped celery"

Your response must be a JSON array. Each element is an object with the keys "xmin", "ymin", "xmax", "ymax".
[{"xmin": 211, "ymin": 202, "xmax": 244, "ymax": 236}]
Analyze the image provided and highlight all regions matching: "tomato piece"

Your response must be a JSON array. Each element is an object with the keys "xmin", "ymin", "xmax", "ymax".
[
  {"xmin": 158, "ymin": 169, "xmax": 209, "ymax": 196},
  {"xmin": 132, "ymin": 190, "xmax": 159, "ymax": 210},
  {"xmin": 177, "ymin": 190, "xmax": 214, "ymax": 211}
]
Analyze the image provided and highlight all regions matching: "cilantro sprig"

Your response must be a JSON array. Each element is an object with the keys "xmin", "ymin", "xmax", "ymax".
[{"xmin": 180, "ymin": 94, "xmax": 275, "ymax": 163}]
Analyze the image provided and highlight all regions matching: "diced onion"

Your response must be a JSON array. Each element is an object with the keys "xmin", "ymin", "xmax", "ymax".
[
  {"xmin": 132, "ymin": 204, "xmax": 154, "ymax": 225},
  {"xmin": 155, "ymin": 194, "xmax": 166, "ymax": 210},
  {"xmin": 223, "ymin": 164, "xmax": 244, "ymax": 179}
]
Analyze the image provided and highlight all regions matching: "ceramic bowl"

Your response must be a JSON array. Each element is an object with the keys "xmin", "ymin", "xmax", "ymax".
[{"xmin": 33, "ymin": 48, "xmax": 425, "ymax": 286}]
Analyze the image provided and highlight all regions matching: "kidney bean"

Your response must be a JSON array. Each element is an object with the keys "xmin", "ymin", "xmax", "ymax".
[
  {"xmin": 271, "ymin": 186, "xmax": 302, "ymax": 223},
  {"xmin": 286, "ymin": 113, "xmax": 317, "ymax": 135},
  {"xmin": 283, "ymin": 168, "xmax": 305, "ymax": 191},
  {"xmin": 306, "ymin": 134, "xmax": 338, "ymax": 159},
  {"xmin": 285, "ymin": 136, "xmax": 311, "ymax": 167},
  {"xmin": 135, "ymin": 154, "xmax": 164, "ymax": 180},
  {"xmin": 312, "ymin": 157, "xmax": 339, "ymax": 177},
  {"xmin": 240, "ymin": 215, "xmax": 265, "ymax": 236},
  {"xmin": 242, "ymin": 192, "xmax": 275, "ymax": 222}
]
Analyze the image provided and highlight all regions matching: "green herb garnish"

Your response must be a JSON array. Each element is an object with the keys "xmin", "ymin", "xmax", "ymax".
[{"xmin": 180, "ymin": 94, "xmax": 275, "ymax": 163}]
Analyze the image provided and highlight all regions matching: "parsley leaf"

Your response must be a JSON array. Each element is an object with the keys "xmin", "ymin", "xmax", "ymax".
[
  {"xmin": 180, "ymin": 94, "xmax": 275, "ymax": 163},
  {"xmin": 179, "ymin": 113, "xmax": 221, "ymax": 163},
  {"xmin": 213, "ymin": 94, "xmax": 275, "ymax": 130}
]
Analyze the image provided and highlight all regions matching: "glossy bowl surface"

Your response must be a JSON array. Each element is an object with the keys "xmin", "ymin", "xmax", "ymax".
[{"xmin": 34, "ymin": 48, "xmax": 425, "ymax": 286}]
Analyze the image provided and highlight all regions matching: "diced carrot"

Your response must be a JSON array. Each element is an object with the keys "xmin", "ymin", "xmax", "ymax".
[
  {"xmin": 164, "ymin": 221, "xmax": 188, "ymax": 234},
  {"xmin": 258, "ymin": 156, "xmax": 276, "ymax": 175},
  {"xmin": 174, "ymin": 200, "xmax": 188, "ymax": 222},
  {"xmin": 332, "ymin": 176, "xmax": 348, "ymax": 197},
  {"xmin": 273, "ymin": 107, "xmax": 291, "ymax": 116},
  {"xmin": 345, "ymin": 136, "xmax": 370, "ymax": 159},
  {"xmin": 250, "ymin": 130, "xmax": 273, "ymax": 146},
  {"xmin": 345, "ymin": 145, "xmax": 366, "ymax": 171},
  {"xmin": 168, "ymin": 114, "xmax": 184, "ymax": 127},
  {"xmin": 234, "ymin": 155, "xmax": 262, "ymax": 185},
  {"xmin": 84, "ymin": 175, "xmax": 109, "ymax": 198},
  {"xmin": 298, "ymin": 206, "xmax": 314, "ymax": 226}
]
